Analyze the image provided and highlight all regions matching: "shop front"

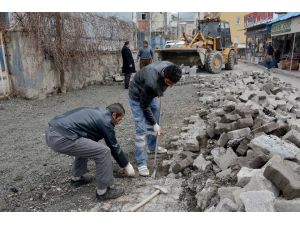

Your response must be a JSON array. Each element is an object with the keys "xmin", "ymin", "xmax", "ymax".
[
  {"xmin": 271, "ymin": 15, "xmax": 300, "ymax": 71},
  {"xmin": 245, "ymin": 25, "xmax": 270, "ymax": 63},
  {"xmin": 244, "ymin": 12, "xmax": 274, "ymax": 64}
]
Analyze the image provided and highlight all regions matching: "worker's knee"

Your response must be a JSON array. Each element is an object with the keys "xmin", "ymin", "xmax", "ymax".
[
  {"xmin": 134, "ymin": 117, "xmax": 147, "ymax": 134},
  {"xmin": 135, "ymin": 133, "xmax": 147, "ymax": 148},
  {"xmin": 93, "ymin": 145, "xmax": 110, "ymax": 160},
  {"xmin": 101, "ymin": 145, "xmax": 111, "ymax": 156}
]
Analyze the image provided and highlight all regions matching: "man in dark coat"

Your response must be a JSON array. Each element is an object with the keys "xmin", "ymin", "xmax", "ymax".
[
  {"xmin": 122, "ymin": 41, "xmax": 136, "ymax": 89},
  {"xmin": 265, "ymin": 42, "xmax": 275, "ymax": 70}
]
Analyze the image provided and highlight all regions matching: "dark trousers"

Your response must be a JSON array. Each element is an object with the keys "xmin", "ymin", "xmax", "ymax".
[
  {"xmin": 139, "ymin": 59, "xmax": 152, "ymax": 70},
  {"xmin": 124, "ymin": 73, "xmax": 131, "ymax": 89}
]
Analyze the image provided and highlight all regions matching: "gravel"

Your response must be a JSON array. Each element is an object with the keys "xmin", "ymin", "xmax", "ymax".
[{"xmin": 0, "ymin": 82, "xmax": 199, "ymax": 211}]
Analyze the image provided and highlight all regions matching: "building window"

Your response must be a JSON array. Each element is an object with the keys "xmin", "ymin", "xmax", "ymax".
[
  {"xmin": 141, "ymin": 13, "xmax": 147, "ymax": 20},
  {"xmin": 236, "ymin": 16, "xmax": 241, "ymax": 25}
]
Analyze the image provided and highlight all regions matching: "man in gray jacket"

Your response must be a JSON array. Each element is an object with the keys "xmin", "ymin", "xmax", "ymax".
[
  {"xmin": 128, "ymin": 61, "xmax": 182, "ymax": 176},
  {"xmin": 137, "ymin": 40, "xmax": 154, "ymax": 69},
  {"xmin": 45, "ymin": 103, "xmax": 135, "ymax": 201}
]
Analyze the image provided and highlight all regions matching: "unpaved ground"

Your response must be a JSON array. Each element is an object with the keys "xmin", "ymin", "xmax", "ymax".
[{"xmin": 0, "ymin": 81, "xmax": 199, "ymax": 211}]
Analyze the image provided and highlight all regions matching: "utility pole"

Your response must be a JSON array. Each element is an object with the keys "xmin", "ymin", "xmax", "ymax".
[
  {"xmin": 149, "ymin": 12, "xmax": 152, "ymax": 47},
  {"xmin": 164, "ymin": 12, "xmax": 167, "ymax": 39},
  {"xmin": 177, "ymin": 12, "xmax": 179, "ymax": 40},
  {"xmin": 132, "ymin": 12, "xmax": 138, "ymax": 50}
]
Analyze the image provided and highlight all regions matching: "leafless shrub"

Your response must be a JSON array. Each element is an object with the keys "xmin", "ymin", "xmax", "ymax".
[{"xmin": 10, "ymin": 12, "xmax": 136, "ymax": 92}]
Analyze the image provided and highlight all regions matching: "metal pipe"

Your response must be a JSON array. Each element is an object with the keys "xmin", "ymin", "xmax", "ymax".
[
  {"xmin": 0, "ymin": 32, "xmax": 8, "ymax": 72},
  {"xmin": 0, "ymin": 63, "xmax": 5, "ymax": 96},
  {"xmin": 0, "ymin": 31, "xmax": 8, "ymax": 96},
  {"xmin": 290, "ymin": 32, "xmax": 296, "ymax": 71},
  {"xmin": 177, "ymin": 12, "xmax": 180, "ymax": 40}
]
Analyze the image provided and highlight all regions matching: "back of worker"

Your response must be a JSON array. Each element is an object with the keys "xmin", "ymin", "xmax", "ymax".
[{"xmin": 49, "ymin": 107, "xmax": 111, "ymax": 142}]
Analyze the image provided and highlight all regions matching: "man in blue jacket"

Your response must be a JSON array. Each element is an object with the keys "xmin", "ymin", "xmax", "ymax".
[
  {"xmin": 128, "ymin": 61, "xmax": 182, "ymax": 176},
  {"xmin": 45, "ymin": 103, "xmax": 135, "ymax": 201}
]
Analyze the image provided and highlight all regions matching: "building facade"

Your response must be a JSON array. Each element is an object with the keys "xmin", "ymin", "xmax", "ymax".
[
  {"xmin": 135, "ymin": 12, "xmax": 169, "ymax": 49},
  {"xmin": 270, "ymin": 13, "xmax": 300, "ymax": 70},
  {"xmin": 203, "ymin": 12, "xmax": 247, "ymax": 47},
  {"xmin": 220, "ymin": 12, "xmax": 248, "ymax": 48},
  {"xmin": 168, "ymin": 12, "xmax": 202, "ymax": 40},
  {"xmin": 244, "ymin": 12, "xmax": 276, "ymax": 63}
]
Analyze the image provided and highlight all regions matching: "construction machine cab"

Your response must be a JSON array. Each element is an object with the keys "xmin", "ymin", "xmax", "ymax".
[{"xmin": 198, "ymin": 18, "xmax": 232, "ymax": 49}]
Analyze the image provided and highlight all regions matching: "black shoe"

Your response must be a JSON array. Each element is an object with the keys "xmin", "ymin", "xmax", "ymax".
[
  {"xmin": 96, "ymin": 187, "xmax": 125, "ymax": 201},
  {"xmin": 70, "ymin": 176, "xmax": 94, "ymax": 188}
]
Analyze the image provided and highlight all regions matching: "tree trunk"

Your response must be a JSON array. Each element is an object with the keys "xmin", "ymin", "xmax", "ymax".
[{"xmin": 55, "ymin": 13, "xmax": 66, "ymax": 93}]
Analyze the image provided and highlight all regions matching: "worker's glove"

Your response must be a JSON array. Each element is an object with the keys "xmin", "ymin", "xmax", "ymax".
[
  {"xmin": 123, "ymin": 163, "xmax": 135, "ymax": 177},
  {"xmin": 153, "ymin": 123, "xmax": 161, "ymax": 136}
]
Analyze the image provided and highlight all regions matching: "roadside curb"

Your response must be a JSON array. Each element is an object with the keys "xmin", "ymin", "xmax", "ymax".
[{"xmin": 240, "ymin": 60, "xmax": 300, "ymax": 80}]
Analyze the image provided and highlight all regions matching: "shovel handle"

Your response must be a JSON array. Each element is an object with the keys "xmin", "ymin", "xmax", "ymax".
[{"xmin": 130, "ymin": 190, "xmax": 160, "ymax": 212}]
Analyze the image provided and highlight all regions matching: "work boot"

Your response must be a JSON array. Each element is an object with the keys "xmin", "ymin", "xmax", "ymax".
[
  {"xmin": 96, "ymin": 187, "xmax": 125, "ymax": 201},
  {"xmin": 70, "ymin": 175, "xmax": 94, "ymax": 188},
  {"xmin": 138, "ymin": 165, "xmax": 150, "ymax": 177},
  {"xmin": 147, "ymin": 146, "xmax": 168, "ymax": 154}
]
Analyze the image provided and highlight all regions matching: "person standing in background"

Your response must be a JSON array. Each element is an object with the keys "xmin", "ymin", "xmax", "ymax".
[
  {"xmin": 137, "ymin": 41, "xmax": 153, "ymax": 70},
  {"xmin": 121, "ymin": 41, "xmax": 136, "ymax": 89},
  {"xmin": 265, "ymin": 42, "xmax": 274, "ymax": 70}
]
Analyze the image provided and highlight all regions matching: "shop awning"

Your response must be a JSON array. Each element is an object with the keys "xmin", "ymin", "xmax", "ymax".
[{"xmin": 268, "ymin": 12, "xmax": 300, "ymax": 25}]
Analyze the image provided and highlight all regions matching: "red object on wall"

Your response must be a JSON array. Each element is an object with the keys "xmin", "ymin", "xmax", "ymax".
[
  {"xmin": 137, "ymin": 20, "xmax": 149, "ymax": 33},
  {"xmin": 244, "ymin": 12, "xmax": 274, "ymax": 28}
]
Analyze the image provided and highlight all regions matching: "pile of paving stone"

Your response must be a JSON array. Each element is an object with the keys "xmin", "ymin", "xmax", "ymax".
[{"xmin": 163, "ymin": 70, "xmax": 300, "ymax": 212}]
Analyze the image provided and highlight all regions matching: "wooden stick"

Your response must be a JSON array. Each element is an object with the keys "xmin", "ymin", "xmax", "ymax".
[{"xmin": 130, "ymin": 190, "xmax": 160, "ymax": 212}]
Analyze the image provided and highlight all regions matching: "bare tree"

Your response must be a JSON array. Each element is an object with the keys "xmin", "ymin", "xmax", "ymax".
[{"xmin": 10, "ymin": 12, "xmax": 135, "ymax": 92}]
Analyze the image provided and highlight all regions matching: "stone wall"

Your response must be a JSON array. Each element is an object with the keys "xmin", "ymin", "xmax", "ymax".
[{"xmin": 5, "ymin": 31, "xmax": 127, "ymax": 99}]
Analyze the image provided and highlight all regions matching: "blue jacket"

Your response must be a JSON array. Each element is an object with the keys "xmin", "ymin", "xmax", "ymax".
[
  {"xmin": 137, "ymin": 46, "xmax": 153, "ymax": 60},
  {"xmin": 49, "ymin": 107, "xmax": 128, "ymax": 167}
]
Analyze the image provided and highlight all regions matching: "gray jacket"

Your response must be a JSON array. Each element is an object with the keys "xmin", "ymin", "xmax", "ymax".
[
  {"xmin": 128, "ymin": 61, "xmax": 173, "ymax": 125},
  {"xmin": 137, "ymin": 46, "xmax": 153, "ymax": 60},
  {"xmin": 49, "ymin": 107, "xmax": 128, "ymax": 167}
]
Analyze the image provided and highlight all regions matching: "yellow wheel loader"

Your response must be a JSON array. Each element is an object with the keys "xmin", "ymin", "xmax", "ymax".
[{"xmin": 156, "ymin": 18, "xmax": 237, "ymax": 74}]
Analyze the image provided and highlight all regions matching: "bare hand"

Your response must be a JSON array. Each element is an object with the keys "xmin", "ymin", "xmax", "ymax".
[{"xmin": 156, "ymin": 127, "xmax": 164, "ymax": 136}]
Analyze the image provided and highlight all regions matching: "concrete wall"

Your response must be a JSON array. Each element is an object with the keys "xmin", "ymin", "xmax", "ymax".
[
  {"xmin": 5, "ymin": 31, "xmax": 123, "ymax": 99},
  {"xmin": 5, "ymin": 32, "xmax": 60, "ymax": 99}
]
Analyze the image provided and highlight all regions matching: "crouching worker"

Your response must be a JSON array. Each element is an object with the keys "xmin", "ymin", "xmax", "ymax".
[{"xmin": 45, "ymin": 103, "xmax": 135, "ymax": 201}]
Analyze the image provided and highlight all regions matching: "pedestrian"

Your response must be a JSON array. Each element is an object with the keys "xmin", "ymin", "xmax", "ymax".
[
  {"xmin": 45, "ymin": 103, "xmax": 135, "ymax": 201},
  {"xmin": 121, "ymin": 41, "xmax": 136, "ymax": 89},
  {"xmin": 265, "ymin": 41, "xmax": 274, "ymax": 70},
  {"xmin": 274, "ymin": 47, "xmax": 282, "ymax": 68},
  {"xmin": 137, "ymin": 40, "xmax": 154, "ymax": 70},
  {"xmin": 128, "ymin": 61, "xmax": 182, "ymax": 176}
]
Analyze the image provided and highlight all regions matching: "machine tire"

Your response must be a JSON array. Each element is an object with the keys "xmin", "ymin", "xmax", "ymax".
[
  {"xmin": 225, "ymin": 50, "xmax": 235, "ymax": 70},
  {"xmin": 205, "ymin": 51, "xmax": 223, "ymax": 74}
]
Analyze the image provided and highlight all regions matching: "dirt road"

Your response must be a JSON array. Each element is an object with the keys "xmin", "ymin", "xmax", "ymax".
[
  {"xmin": 1, "ymin": 61, "xmax": 299, "ymax": 211},
  {"xmin": 0, "ymin": 82, "xmax": 199, "ymax": 211}
]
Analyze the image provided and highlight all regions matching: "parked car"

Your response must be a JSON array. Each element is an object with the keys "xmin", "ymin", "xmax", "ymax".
[
  {"xmin": 164, "ymin": 40, "xmax": 186, "ymax": 48},
  {"xmin": 164, "ymin": 40, "xmax": 175, "ymax": 48}
]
